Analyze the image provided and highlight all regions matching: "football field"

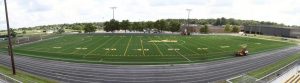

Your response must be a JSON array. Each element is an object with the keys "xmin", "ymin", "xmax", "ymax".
[{"xmin": 12, "ymin": 34, "xmax": 293, "ymax": 65}]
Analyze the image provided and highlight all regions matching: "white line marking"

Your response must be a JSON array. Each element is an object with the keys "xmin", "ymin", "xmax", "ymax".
[{"xmin": 123, "ymin": 36, "xmax": 132, "ymax": 56}]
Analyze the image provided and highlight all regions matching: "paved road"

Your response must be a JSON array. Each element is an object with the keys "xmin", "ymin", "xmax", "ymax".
[{"xmin": 0, "ymin": 46, "xmax": 300, "ymax": 83}]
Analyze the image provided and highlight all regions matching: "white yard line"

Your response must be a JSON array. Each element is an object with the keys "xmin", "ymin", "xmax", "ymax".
[
  {"xmin": 104, "ymin": 37, "xmax": 123, "ymax": 56},
  {"xmin": 179, "ymin": 44, "xmax": 200, "ymax": 55},
  {"xmin": 175, "ymin": 50, "xmax": 192, "ymax": 62},
  {"xmin": 158, "ymin": 36, "xmax": 191, "ymax": 61},
  {"xmin": 123, "ymin": 36, "xmax": 132, "ymax": 56},
  {"xmin": 83, "ymin": 36, "xmax": 115, "ymax": 58},
  {"xmin": 140, "ymin": 38, "xmax": 145, "ymax": 56},
  {"xmin": 148, "ymin": 37, "xmax": 164, "ymax": 56}
]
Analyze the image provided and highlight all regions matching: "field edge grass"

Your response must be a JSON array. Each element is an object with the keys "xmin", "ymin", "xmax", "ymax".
[
  {"xmin": 0, "ymin": 64, "xmax": 58, "ymax": 83},
  {"xmin": 229, "ymin": 52, "xmax": 300, "ymax": 83}
]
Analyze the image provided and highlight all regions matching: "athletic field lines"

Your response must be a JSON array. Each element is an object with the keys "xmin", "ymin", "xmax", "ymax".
[
  {"xmin": 70, "ymin": 36, "xmax": 106, "ymax": 54},
  {"xmin": 180, "ymin": 39, "xmax": 209, "ymax": 56},
  {"xmin": 160, "ymin": 36, "xmax": 197, "ymax": 55},
  {"xmin": 174, "ymin": 50, "xmax": 192, "ymax": 62},
  {"xmin": 33, "ymin": 36, "xmax": 88, "ymax": 53},
  {"xmin": 57, "ymin": 37, "xmax": 95, "ymax": 53},
  {"xmin": 147, "ymin": 36, "xmax": 164, "ymax": 56},
  {"xmin": 83, "ymin": 36, "xmax": 116, "ymax": 58},
  {"xmin": 127, "ymin": 37, "xmax": 143, "ymax": 56},
  {"xmin": 103, "ymin": 37, "xmax": 124, "ymax": 56},
  {"xmin": 151, "ymin": 36, "xmax": 177, "ymax": 56},
  {"xmin": 12, "ymin": 34, "xmax": 294, "ymax": 65},
  {"xmin": 18, "ymin": 37, "xmax": 62, "ymax": 50},
  {"xmin": 192, "ymin": 37, "xmax": 225, "ymax": 52},
  {"xmin": 123, "ymin": 36, "xmax": 132, "ymax": 56},
  {"xmin": 157, "ymin": 36, "xmax": 191, "ymax": 61},
  {"xmin": 21, "ymin": 36, "xmax": 78, "ymax": 50},
  {"xmin": 140, "ymin": 38, "xmax": 146, "ymax": 56},
  {"xmin": 177, "ymin": 41, "xmax": 201, "ymax": 56}
]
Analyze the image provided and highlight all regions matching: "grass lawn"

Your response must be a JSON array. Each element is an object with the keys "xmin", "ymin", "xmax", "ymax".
[
  {"xmin": 248, "ymin": 52, "xmax": 300, "ymax": 78},
  {"xmin": 229, "ymin": 52, "xmax": 300, "ymax": 83},
  {"xmin": 0, "ymin": 64, "xmax": 57, "ymax": 83},
  {"xmin": 1, "ymin": 34, "xmax": 294, "ymax": 65}
]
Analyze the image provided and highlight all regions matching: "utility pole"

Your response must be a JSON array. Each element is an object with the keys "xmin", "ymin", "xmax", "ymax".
[
  {"xmin": 110, "ymin": 7, "xmax": 117, "ymax": 19},
  {"xmin": 186, "ymin": 9, "xmax": 192, "ymax": 35},
  {"xmin": 4, "ymin": 0, "xmax": 16, "ymax": 75}
]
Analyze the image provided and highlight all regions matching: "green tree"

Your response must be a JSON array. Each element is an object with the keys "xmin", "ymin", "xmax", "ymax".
[
  {"xmin": 83, "ymin": 24, "xmax": 97, "ymax": 33},
  {"xmin": 214, "ymin": 18, "xmax": 221, "ymax": 26},
  {"xmin": 145, "ymin": 21, "xmax": 154, "ymax": 33},
  {"xmin": 120, "ymin": 20, "xmax": 130, "ymax": 33},
  {"xmin": 200, "ymin": 24, "xmax": 209, "ymax": 33},
  {"xmin": 104, "ymin": 21, "xmax": 111, "ymax": 32},
  {"xmin": 158, "ymin": 20, "xmax": 167, "ymax": 33},
  {"xmin": 131, "ymin": 22, "xmax": 143, "ymax": 31},
  {"xmin": 220, "ymin": 17, "xmax": 227, "ymax": 25},
  {"xmin": 104, "ymin": 19, "xmax": 119, "ymax": 32},
  {"xmin": 224, "ymin": 24, "xmax": 232, "ymax": 32},
  {"xmin": 232, "ymin": 25, "xmax": 240, "ymax": 33},
  {"xmin": 154, "ymin": 20, "xmax": 160, "ymax": 31},
  {"xmin": 57, "ymin": 28, "xmax": 65, "ymax": 34},
  {"xmin": 9, "ymin": 29, "xmax": 17, "ymax": 37},
  {"xmin": 72, "ymin": 24, "xmax": 84, "ymax": 33},
  {"xmin": 139, "ymin": 22, "xmax": 146, "ymax": 31},
  {"xmin": 22, "ymin": 30, "xmax": 26, "ymax": 34},
  {"xmin": 169, "ymin": 21, "xmax": 181, "ymax": 33}
]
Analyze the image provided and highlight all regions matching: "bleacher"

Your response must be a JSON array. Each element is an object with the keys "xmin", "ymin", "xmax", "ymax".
[{"xmin": 285, "ymin": 72, "xmax": 300, "ymax": 83}]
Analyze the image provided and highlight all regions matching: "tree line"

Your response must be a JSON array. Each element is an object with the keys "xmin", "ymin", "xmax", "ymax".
[
  {"xmin": 103, "ymin": 19, "xmax": 181, "ymax": 33},
  {"xmin": 165, "ymin": 17, "xmax": 286, "ymax": 26},
  {"xmin": 11, "ymin": 17, "xmax": 293, "ymax": 34}
]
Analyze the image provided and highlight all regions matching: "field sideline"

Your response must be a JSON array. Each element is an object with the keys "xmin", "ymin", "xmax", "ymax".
[{"xmin": 8, "ymin": 34, "xmax": 294, "ymax": 65}]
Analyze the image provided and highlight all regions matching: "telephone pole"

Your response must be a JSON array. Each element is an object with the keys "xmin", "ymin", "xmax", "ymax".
[{"xmin": 4, "ymin": 0, "xmax": 16, "ymax": 75}]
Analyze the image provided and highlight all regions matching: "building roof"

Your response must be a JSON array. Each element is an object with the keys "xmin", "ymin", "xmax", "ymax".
[{"xmin": 245, "ymin": 25, "xmax": 300, "ymax": 29}]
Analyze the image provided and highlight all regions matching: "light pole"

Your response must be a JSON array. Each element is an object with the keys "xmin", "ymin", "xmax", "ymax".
[
  {"xmin": 4, "ymin": 0, "xmax": 16, "ymax": 75},
  {"xmin": 110, "ymin": 7, "xmax": 117, "ymax": 19},
  {"xmin": 186, "ymin": 9, "xmax": 192, "ymax": 34}
]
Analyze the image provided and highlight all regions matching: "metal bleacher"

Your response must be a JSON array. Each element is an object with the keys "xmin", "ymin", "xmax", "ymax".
[{"xmin": 285, "ymin": 73, "xmax": 300, "ymax": 83}]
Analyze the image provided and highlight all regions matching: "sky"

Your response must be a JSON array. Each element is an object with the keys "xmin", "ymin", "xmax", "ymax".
[{"xmin": 0, "ymin": 0, "xmax": 300, "ymax": 29}]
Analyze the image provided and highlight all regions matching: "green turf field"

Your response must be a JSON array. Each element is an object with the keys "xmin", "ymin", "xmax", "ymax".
[{"xmin": 10, "ymin": 34, "xmax": 294, "ymax": 65}]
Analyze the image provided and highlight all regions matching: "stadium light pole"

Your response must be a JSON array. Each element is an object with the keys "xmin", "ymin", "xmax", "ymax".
[
  {"xmin": 3, "ymin": 0, "xmax": 16, "ymax": 75},
  {"xmin": 110, "ymin": 7, "xmax": 117, "ymax": 20},
  {"xmin": 186, "ymin": 9, "xmax": 192, "ymax": 34}
]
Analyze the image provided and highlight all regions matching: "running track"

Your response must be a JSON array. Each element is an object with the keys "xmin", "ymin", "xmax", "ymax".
[{"xmin": 0, "ymin": 46, "xmax": 299, "ymax": 83}]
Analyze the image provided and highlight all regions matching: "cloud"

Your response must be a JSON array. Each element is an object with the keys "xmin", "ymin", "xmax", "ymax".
[
  {"xmin": 0, "ymin": 0, "xmax": 300, "ymax": 29},
  {"xmin": 149, "ymin": 0, "xmax": 209, "ymax": 6},
  {"xmin": 213, "ymin": 0, "xmax": 233, "ymax": 7},
  {"xmin": 18, "ymin": 0, "xmax": 52, "ymax": 12}
]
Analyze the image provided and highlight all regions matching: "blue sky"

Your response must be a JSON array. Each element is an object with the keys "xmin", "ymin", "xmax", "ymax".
[{"xmin": 0, "ymin": 0, "xmax": 300, "ymax": 29}]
